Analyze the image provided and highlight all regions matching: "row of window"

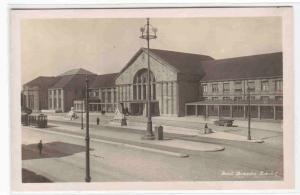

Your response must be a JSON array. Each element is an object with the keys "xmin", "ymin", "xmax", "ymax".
[
  {"xmin": 89, "ymin": 89, "xmax": 117, "ymax": 103},
  {"xmin": 89, "ymin": 84, "xmax": 158, "ymax": 102},
  {"xmin": 48, "ymin": 89, "xmax": 62, "ymax": 96},
  {"xmin": 49, "ymin": 97, "xmax": 62, "ymax": 109},
  {"xmin": 202, "ymin": 80, "xmax": 283, "ymax": 93},
  {"xmin": 203, "ymin": 96, "xmax": 283, "ymax": 101}
]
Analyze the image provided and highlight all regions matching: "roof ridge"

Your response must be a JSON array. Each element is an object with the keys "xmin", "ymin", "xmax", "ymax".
[
  {"xmin": 59, "ymin": 68, "xmax": 95, "ymax": 76},
  {"xmin": 214, "ymin": 52, "xmax": 282, "ymax": 61},
  {"xmin": 145, "ymin": 47, "xmax": 213, "ymax": 58}
]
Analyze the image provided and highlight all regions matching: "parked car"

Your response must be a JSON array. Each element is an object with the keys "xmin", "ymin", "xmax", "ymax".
[{"xmin": 214, "ymin": 119, "xmax": 234, "ymax": 127}]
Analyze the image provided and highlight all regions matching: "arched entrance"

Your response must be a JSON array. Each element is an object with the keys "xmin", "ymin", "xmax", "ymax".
[{"xmin": 130, "ymin": 69, "xmax": 159, "ymax": 116}]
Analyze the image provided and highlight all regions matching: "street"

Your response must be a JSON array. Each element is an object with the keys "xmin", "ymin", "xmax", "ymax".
[{"xmin": 22, "ymin": 120, "xmax": 283, "ymax": 182}]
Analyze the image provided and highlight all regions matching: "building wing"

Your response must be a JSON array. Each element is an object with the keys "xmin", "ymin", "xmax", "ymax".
[
  {"xmin": 90, "ymin": 73, "xmax": 119, "ymax": 89},
  {"xmin": 201, "ymin": 52, "xmax": 283, "ymax": 81}
]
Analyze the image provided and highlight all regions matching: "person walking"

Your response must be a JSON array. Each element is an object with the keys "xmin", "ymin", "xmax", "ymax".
[
  {"xmin": 96, "ymin": 117, "xmax": 100, "ymax": 125},
  {"xmin": 204, "ymin": 123, "xmax": 208, "ymax": 134},
  {"xmin": 37, "ymin": 140, "xmax": 43, "ymax": 155}
]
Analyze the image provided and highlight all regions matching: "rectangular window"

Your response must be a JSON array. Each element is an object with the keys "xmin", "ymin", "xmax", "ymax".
[
  {"xmin": 246, "ymin": 96, "xmax": 256, "ymax": 100},
  {"xmin": 202, "ymin": 84, "xmax": 207, "ymax": 93},
  {"xmin": 234, "ymin": 81, "xmax": 242, "ymax": 92},
  {"xmin": 275, "ymin": 96, "xmax": 283, "ymax": 101},
  {"xmin": 223, "ymin": 96, "xmax": 231, "ymax": 100},
  {"xmin": 54, "ymin": 98, "xmax": 57, "ymax": 109},
  {"xmin": 261, "ymin": 81, "xmax": 269, "ymax": 91},
  {"xmin": 223, "ymin": 83, "xmax": 230, "ymax": 93},
  {"xmin": 58, "ymin": 89, "xmax": 61, "ymax": 95},
  {"xmin": 107, "ymin": 91, "xmax": 111, "ymax": 103},
  {"xmin": 54, "ymin": 90, "xmax": 56, "ymax": 95},
  {"xmin": 247, "ymin": 81, "xmax": 255, "ymax": 91},
  {"xmin": 261, "ymin": 96, "xmax": 270, "ymax": 101},
  {"xmin": 212, "ymin": 97, "xmax": 218, "ymax": 101},
  {"xmin": 49, "ymin": 97, "xmax": 52, "ymax": 109},
  {"xmin": 234, "ymin": 96, "xmax": 243, "ymax": 101},
  {"xmin": 58, "ymin": 98, "xmax": 61, "ymax": 108},
  {"xmin": 212, "ymin": 84, "xmax": 218, "ymax": 93},
  {"xmin": 114, "ymin": 90, "xmax": 116, "ymax": 102},
  {"xmin": 29, "ymin": 95, "xmax": 34, "ymax": 109},
  {"xmin": 101, "ymin": 92, "xmax": 105, "ymax": 102},
  {"xmin": 275, "ymin": 80, "xmax": 283, "ymax": 91}
]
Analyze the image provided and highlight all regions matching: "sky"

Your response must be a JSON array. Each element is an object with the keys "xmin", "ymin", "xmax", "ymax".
[{"xmin": 21, "ymin": 17, "xmax": 282, "ymax": 84}]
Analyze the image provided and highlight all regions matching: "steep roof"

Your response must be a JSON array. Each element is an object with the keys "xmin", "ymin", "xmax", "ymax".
[
  {"xmin": 59, "ymin": 68, "xmax": 95, "ymax": 76},
  {"xmin": 119, "ymin": 48, "xmax": 214, "ymax": 76},
  {"xmin": 51, "ymin": 68, "xmax": 97, "ymax": 89},
  {"xmin": 201, "ymin": 52, "xmax": 282, "ymax": 81},
  {"xmin": 23, "ymin": 76, "xmax": 59, "ymax": 88},
  {"xmin": 148, "ymin": 48, "xmax": 214, "ymax": 74},
  {"xmin": 90, "ymin": 73, "xmax": 119, "ymax": 88},
  {"xmin": 50, "ymin": 74, "xmax": 96, "ymax": 89}
]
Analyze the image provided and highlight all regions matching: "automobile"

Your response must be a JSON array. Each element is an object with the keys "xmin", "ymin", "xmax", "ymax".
[{"xmin": 214, "ymin": 119, "xmax": 234, "ymax": 127}]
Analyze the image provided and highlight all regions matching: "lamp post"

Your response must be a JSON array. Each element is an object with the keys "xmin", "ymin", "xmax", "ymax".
[
  {"xmin": 247, "ymin": 83, "xmax": 252, "ymax": 140},
  {"xmin": 85, "ymin": 75, "xmax": 91, "ymax": 182},
  {"xmin": 139, "ymin": 18, "xmax": 157, "ymax": 140},
  {"xmin": 81, "ymin": 99, "xmax": 84, "ymax": 130}
]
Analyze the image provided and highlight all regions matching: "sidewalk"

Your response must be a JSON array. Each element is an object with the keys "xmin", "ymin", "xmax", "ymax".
[
  {"xmin": 47, "ymin": 114, "xmax": 265, "ymax": 143},
  {"xmin": 47, "ymin": 122, "xmax": 225, "ymax": 153},
  {"xmin": 107, "ymin": 121, "xmax": 263, "ymax": 143},
  {"xmin": 47, "ymin": 112, "xmax": 282, "ymax": 132}
]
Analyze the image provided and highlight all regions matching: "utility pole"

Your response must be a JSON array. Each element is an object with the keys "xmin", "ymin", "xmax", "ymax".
[{"xmin": 85, "ymin": 75, "xmax": 91, "ymax": 182}]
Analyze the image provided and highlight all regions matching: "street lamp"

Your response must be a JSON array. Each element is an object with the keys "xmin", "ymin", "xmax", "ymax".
[
  {"xmin": 85, "ymin": 75, "xmax": 91, "ymax": 182},
  {"xmin": 81, "ymin": 99, "xmax": 84, "ymax": 130},
  {"xmin": 247, "ymin": 83, "xmax": 252, "ymax": 140},
  {"xmin": 139, "ymin": 18, "xmax": 157, "ymax": 140}
]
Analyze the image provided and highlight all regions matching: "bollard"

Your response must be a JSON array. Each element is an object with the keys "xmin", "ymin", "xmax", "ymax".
[
  {"xmin": 121, "ymin": 118, "xmax": 127, "ymax": 126},
  {"xmin": 155, "ymin": 126, "xmax": 164, "ymax": 140}
]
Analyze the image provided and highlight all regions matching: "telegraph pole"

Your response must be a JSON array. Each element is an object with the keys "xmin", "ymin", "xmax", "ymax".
[{"xmin": 85, "ymin": 75, "xmax": 91, "ymax": 182}]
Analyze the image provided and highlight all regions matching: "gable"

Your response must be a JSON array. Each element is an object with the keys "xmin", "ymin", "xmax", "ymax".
[{"xmin": 116, "ymin": 49, "xmax": 178, "ymax": 85}]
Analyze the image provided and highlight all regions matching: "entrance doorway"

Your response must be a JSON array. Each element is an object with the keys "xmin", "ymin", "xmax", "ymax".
[{"xmin": 130, "ymin": 102, "xmax": 159, "ymax": 116}]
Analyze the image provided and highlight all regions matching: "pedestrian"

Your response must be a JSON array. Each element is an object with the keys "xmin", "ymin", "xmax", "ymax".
[
  {"xmin": 96, "ymin": 117, "xmax": 100, "ymax": 125},
  {"xmin": 204, "ymin": 123, "xmax": 208, "ymax": 134},
  {"xmin": 37, "ymin": 140, "xmax": 43, "ymax": 155}
]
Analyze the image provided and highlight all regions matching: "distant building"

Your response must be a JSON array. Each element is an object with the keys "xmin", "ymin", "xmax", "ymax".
[
  {"xmin": 22, "ymin": 76, "xmax": 59, "ymax": 111},
  {"xmin": 22, "ymin": 48, "xmax": 283, "ymax": 120},
  {"xmin": 47, "ymin": 68, "xmax": 97, "ymax": 112}
]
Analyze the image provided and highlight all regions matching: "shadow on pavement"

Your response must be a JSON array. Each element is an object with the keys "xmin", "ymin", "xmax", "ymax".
[
  {"xmin": 22, "ymin": 168, "xmax": 52, "ymax": 183},
  {"xmin": 22, "ymin": 141, "xmax": 91, "ymax": 160}
]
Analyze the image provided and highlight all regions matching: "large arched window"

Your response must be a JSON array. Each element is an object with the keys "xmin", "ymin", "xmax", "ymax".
[{"xmin": 133, "ymin": 69, "xmax": 156, "ymax": 101}]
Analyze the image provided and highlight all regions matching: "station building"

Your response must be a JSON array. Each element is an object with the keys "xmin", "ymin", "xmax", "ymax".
[{"xmin": 22, "ymin": 48, "xmax": 283, "ymax": 120}]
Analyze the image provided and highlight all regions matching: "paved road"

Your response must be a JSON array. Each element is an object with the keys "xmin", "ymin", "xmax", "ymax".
[{"xmin": 22, "ymin": 121, "xmax": 283, "ymax": 182}]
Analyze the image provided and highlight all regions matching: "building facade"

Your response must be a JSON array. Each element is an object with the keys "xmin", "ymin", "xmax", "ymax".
[
  {"xmin": 185, "ymin": 52, "xmax": 283, "ymax": 120},
  {"xmin": 22, "ymin": 76, "xmax": 59, "ymax": 111},
  {"xmin": 22, "ymin": 48, "xmax": 283, "ymax": 120},
  {"xmin": 47, "ymin": 69, "xmax": 97, "ymax": 112}
]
